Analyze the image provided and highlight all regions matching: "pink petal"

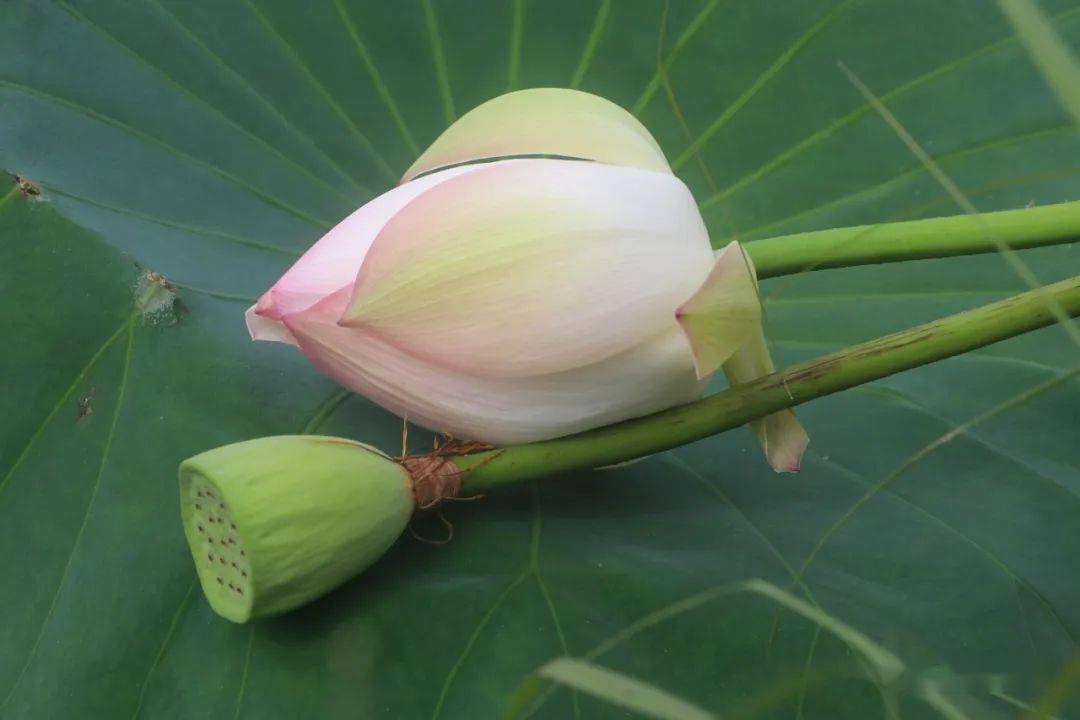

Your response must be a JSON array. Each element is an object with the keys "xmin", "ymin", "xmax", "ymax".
[
  {"xmin": 254, "ymin": 163, "xmax": 485, "ymax": 322},
  {"xmin": 340, "ymin": 159, "xmax": 714, "ymax": 378}
]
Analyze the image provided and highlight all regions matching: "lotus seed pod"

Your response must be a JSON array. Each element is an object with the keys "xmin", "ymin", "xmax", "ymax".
[{"xmin": 178, "ymin": 436, "xmax": 414, "ymax": 623}]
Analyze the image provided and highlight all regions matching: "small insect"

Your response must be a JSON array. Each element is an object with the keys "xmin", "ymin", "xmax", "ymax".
[
  {"xmin": 145, "ymin": 270, "xmax": 176, "ymax": 293},
  {"xmin": 77, "ymin": 385, "xmax": 96, "ymax": 423},
  {"xmin": 13, "ymin": 175, "xmax": 41, "ymax": 198}
]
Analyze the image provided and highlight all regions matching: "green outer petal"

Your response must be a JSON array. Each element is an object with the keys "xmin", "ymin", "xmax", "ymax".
[
  {"xmin": 678, "ymin": 242, "xmax": 809, "ymax": 471},
  {"xmin": 721, "ymin": 330, "xmax": 810, "ymax": 473},
  {"xmin": 179, "ymin": 436, "xmax": 413, "ymax": 623},
  {"xmin": 675, "ymin": 241, "xmax": 763, "ymax": 379},
  {"xmin": 401, "ymin": 88, "xmax": 671, "ymax": 181}
]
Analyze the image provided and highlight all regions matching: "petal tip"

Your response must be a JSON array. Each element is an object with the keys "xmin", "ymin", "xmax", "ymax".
[
  {"xmin": 336, "ymin": 311, "xmax": 362, "ymax": 329},
  {"xmin": 245, "ymin": 304, "xmax": 299, "ymax": 345},
  {"xmin": 254, "ymin": 291, "xmax": 281, "ymax": 319},
  {"xmin": 763, "ymin": 415, "xmax": 809, "ymax": 474}
]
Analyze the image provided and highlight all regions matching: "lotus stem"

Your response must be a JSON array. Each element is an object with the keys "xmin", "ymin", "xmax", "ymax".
[
  {"xmin": 746, "ymin": 200, "xmax": 1080, "ymax": 279},
  {"xmin": 448, "ymin": 275, "xmax": 1080, "ymax": 491}
]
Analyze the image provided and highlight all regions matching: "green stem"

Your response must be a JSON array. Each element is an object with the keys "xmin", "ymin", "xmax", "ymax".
[
  {"xmin": 746, "ymin": 200, "xmax": 1080, "ymax": 279},
  {"xmin": 454, "ymin": 275, "xmax": 1080, "ymax": 492}
]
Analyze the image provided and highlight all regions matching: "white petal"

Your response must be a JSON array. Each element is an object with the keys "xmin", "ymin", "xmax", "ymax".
[
  {"xmin": 245, "ymin": 304, "xmax": 298, "ymax": 345},
  {"xmin": 402, "ymin": 88, "xmax": 671, "ymax": 182},
  {"xmin": 284, "ymin": 289, "xmax": 705, "ymax": 445},
  {"xmin": 341, "ymin": 159, "xmax": 714, "ymax": 378}
]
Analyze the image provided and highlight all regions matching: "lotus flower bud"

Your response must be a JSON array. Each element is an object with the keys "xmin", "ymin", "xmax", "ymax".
[
  {"xmin": 247, "ymin": 88, "xmax": 807, "ymax": 472},
  {"xmin": 179, "ymin": 436, "xmax": 413, "ymax": 622}
]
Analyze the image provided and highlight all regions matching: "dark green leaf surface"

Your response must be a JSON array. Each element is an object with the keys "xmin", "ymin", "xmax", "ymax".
[{"xmin": 2, "ymin": 1, "xmax": 1078, "ymax": 717}]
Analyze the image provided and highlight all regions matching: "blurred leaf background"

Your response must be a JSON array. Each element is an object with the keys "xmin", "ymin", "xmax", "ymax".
[{"xmin": 1, "ymin": 1, "xmax": 1078, "ymax": 717}]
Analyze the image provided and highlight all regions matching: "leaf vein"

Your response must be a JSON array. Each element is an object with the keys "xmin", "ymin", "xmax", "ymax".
[
  {"xmin": 0, "ymin": 80, "xmax": 333, "ymax": 229},
  {"xmin": 672, "ymin": 0, "xmax": 854, "ymax": 170},
  {"xmin": 232, "ymin": 626, "xmax": 255, "ymax": 720},
  {"xmin": 237, "ymin": 0, "xmax": 398, "ymax": 182},
  {"xmin": 421, "ymin": 0, "xmax": 456, "ymax": 123},
  {"xmin": 331, "ymin": 0, "xmax": 420, "ymax": 155},
  {"xmin": 141, "ymin": 0, "xmax": 373, "ymax": 196},
  {"xmin": 631, "ymin": 0, "xmax": 721, "ymax": 115},
  {"xmin": 699, "ymin": 6, "xmax": 1080, "ymax": 209},
  {"xmin": 430, "ymin": 571, "xmax": 529, "ymax": 720},
  {"xmin": 507, "ymin": 0, "xmax": 526, "ymax": 91},
  {"xmin": 57, "ymin": 0, "xmax": 360, "ymax": 205},
  {"xmin": 569, "ymin": 0, "xmax": 612, "ymax": 89},
  {"xmin": 43, "ymin": 183, "xmax": 301, "ymax": 256},
  {"xmin": 730, "ymin": 124, "xmax": 1074, "ymax": 235},
  {"xmin": 804, "ymin": 448, "xmax": 1078, "ymax": 644},
  {"xmin": 130, "ymin": 577, "xmax": 198, "ymax": 720},
  {"xmin": 665, "ymin": 455, "xmax": 799, "ymax": 582},
  {"xmin": 0, "ymin": 316, "xmax": 130, "ymax": 498},
  {"xmin": 0, "ymin": 323, "xmax": 136, "ymax": 711}
]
